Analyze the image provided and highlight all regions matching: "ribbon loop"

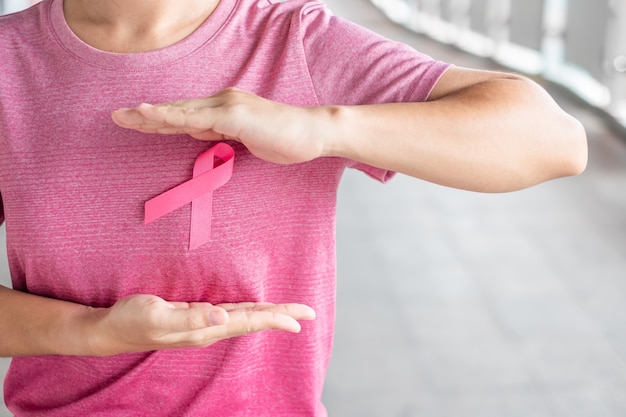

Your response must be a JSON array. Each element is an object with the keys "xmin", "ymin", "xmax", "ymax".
[{"xmin": 144, "ymin": 142, "xmax": 235, "ymax": 249}]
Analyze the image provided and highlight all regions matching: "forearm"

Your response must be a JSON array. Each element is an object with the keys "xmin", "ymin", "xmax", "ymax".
[
  {"xmin": 325, "ymin": 75, "xmax": 587, "ymax": 192},
  {"xmin": 0, "ymin": 284, "xmax": 315, "ymax": 358},
  {"xmin": 0, "ymin": 285, "xmax": 99, "ymax": 357}
]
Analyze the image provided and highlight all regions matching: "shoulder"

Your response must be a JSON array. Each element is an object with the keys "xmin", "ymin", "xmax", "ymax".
[
  {"xmin": 228, "ymin": 0, "xmax": 330, "ymax": 31},
  {"xmin": 0, "ymin": 1, "xmax": 49, "ymax": 53},
  {"xmin": 0, "ymin": 1, "xmax": 47, "ymax": 34},
  {"xmin": 246, "ymin": 0, "xmax": 328, "ymax": 15}
]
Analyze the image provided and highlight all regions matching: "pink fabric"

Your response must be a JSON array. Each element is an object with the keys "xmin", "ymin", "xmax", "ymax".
[{"xmin": 0, "ymin": 0, "xmax": 450, "ymax": 415}]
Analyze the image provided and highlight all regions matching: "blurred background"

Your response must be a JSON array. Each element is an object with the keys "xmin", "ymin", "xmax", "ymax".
[{"xmin": 1, "ymin": 0, "xmax": 626, "ymax": 416}]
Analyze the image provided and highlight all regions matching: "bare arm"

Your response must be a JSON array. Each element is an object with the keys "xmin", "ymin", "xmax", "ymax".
[
  {"xmin": 0, "ymin": 284, "xmax": 315, "ymax": 357},
  {"xmin": 328, "ymin": 67, "xmax": 588, "ymax": 191},
  {"xmin": 0, "ymin": 284, "xmax": 95, "ymax": 356},
  {"xmin": 112, "ymin": 67, "xmax": 587, "ymax": 192}
]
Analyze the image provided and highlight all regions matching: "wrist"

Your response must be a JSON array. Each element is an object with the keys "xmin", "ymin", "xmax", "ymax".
[
  {"xmin": 316, "ymin": 105, "xmax": 353, "ymax": 159},
  {"xmin": 56, "ymin": 304, "xmax": 109, "ymax": 356}
]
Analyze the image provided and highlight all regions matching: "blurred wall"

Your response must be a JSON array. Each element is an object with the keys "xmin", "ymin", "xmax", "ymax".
[{"xmin": 0, "ymin": 0, "xmax": 37, "ymax": 14}]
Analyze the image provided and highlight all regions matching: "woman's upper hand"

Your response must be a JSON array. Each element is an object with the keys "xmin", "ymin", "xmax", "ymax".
[
  {"xmin": 88, "ymin": 294, "xmax": 316, "ymax": 356},
  {"xmin": 111, "ymin": 87, "xmax": 335, "ymax": 165}
]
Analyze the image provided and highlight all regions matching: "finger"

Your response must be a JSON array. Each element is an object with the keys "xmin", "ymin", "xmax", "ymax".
[
  {"xmin": 159, "ymin": 312, "xmax": 297, "ymax": 347},
  {"xmin": 265, "ymin": 303, "xmax": 316, "ymax": 321},
  {"xmin": 155, "ymin": 303, "xmax": 229, "ymax": 334},
  {"xmin": 135, "ymin": 126, "xmax": 206, "ymax": 135},
  {"xmin": 164, "ymin": 97, "xmax": 220, "ymax": 108},
  {"xmin": 112, "ymin": 108, "xmax": 190, "ymax": 130},
  {"xmin": 216, "ymin": 302, "xmax": 316, "ymax": 321},
  {"xmin": 217, "ymin": 302, "xmax": 272, "ymax": 311},
  {"xmin": 159, "ymin": 305, "xmax": 316, "ymax": 347},
  {"xmin": 111, "ymin": 107, "xmax": 147, "ymax": 128},
  {"xmin": 138, "ymin": 102, "xmax": 218, "ymax": 130},
  {"xmin": 112, "ymin": 105, "xmax": 204, "ymax": 129},
  {"xmin": 114, "ymin": 110, "xmax": 225, "ymax": 141},
  {"xmin": 152, "ymin": 128, "xmax": 221, "ymax": 140},
  {"xmin": 223, "ymin": 309, "xmax": 303, "ymax": 336}
]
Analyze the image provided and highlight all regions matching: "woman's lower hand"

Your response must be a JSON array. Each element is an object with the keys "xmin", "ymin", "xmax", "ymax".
[{"xmin": 88, "ymin": 294, "xmax": 316, "ymax": 356}]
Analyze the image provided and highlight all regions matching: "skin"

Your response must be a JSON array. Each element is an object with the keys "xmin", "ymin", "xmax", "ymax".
[{"xmin": 0, "ymin": 0, "xmax": 587, "ymax": 358}]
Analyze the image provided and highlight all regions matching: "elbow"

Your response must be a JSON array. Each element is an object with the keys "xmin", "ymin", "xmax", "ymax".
[
  {"xmin": 519, "ymin": 77, "xmax": 589, "ymax": 181},
  {"xmin": 486, "ymin": 75, "xmax": 588, "ymax": 190},
  {"xmin": 513, "ymin": 75, "xmax": 589, "ymax": 181},
  {"xmin": 502, "ymin": 111, "xmax": 588, "ymax": 193},
  {"xmin": 554, "ymin": 114, "xmax": 588, "ymax": 178}
]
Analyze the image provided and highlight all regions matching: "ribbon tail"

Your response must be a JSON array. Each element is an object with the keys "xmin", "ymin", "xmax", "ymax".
[
  {"xmin": 189, "ymin": 191, "xmax": 213, "ymax": 250},
  {"xmin": 189, "ymin": 147, "xmax": 216, "ymax": 250}
]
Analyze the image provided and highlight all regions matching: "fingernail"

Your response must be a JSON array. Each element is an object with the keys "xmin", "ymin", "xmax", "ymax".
[{"xmin": 292, "ymin": 322, "xmax": 302, "ymax": 333}]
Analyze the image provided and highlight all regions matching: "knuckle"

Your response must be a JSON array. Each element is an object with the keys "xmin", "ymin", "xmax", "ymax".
[
  {"xmin": 143, "ymin": 306, "xmax": 163, "ymax": 328},
  {"xmin": 245, "ymin": 322, "xmax": 256, "ymax": 335},
  {"xmin": 185, "ymin": 313, "xmax": 207, "ymax": 331},
  {"xmin": 218, "ymin": 89, "xmax": 247, "ymax": 112}
]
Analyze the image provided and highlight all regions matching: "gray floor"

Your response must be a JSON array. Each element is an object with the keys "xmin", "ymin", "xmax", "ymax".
[{"xmin": 3, "ymin": 0, "xmax": 626, "ymax": 416}]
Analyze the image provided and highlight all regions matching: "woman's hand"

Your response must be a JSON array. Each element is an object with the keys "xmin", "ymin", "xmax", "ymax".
[
  {"xmin": 89, "ymin": 294, "xmax": 316, "ymax": 356},
  {"xmin": 0, "ymin": 285, "xmax": 314, "ymax": 357},
  {"xmin": 112, "ymin": 88, "xmax": 334, "ymax": 165},
  {"xmin": 112, "ymin": 68, "xmax": 587, "ymax": 192}
]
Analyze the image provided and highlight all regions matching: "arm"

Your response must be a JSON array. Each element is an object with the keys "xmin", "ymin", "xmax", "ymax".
[
  {"xmin": 0, "ymin": 284, "xmax": 315, "ymax": 357},
  {"xmin": 328, "ymin": 67, "xmax": 588, "ymax": 192},
  {"xmin": 112, "ymin": 66, "xmax": 587, "ymax": 192}
]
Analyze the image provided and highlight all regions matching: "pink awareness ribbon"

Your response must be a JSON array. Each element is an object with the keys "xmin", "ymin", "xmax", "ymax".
[{"xmin": 144, "ymin": 142, "xmax": 235, "ymax": 250}]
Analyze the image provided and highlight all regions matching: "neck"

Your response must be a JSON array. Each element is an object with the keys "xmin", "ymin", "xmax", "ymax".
[{"xmin": 63, "ymin": 0, "xmax": 220, "ymax": 53}]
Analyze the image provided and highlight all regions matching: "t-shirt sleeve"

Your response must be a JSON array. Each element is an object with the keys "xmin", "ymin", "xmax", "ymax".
[{"xmin": 298, "ymin": 2, "xmax": 452, "ymax": 181}]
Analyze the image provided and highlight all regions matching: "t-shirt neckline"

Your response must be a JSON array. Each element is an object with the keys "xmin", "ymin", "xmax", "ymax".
[{"xmin": 48, "ymin": 0, "xmax": 236, "ymax": 69}]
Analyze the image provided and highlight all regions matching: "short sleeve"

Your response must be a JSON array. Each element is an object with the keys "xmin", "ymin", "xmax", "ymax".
[
  {"xmin": 345, "ymin": 161, "xmax": 396, "ymax": 183},
  {"xmin": 298, "ymin": 4, "xmax": 451, "ymax": 181},
  {"xmin": 299, "ymin": 4, "xmax": 451, "ymax": 106}
]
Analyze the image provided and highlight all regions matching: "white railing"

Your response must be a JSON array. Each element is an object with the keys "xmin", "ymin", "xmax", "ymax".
[{"xmin": 372, "ymin": 0, "xmax": 626, "ymax": 128}]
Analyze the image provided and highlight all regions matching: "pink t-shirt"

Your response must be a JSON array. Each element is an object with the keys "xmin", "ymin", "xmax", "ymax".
[{"xmin": 0, "ymin": 0, "xmax": 449, "ymax": 415}]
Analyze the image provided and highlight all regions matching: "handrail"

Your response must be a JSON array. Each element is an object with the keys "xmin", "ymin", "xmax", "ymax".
[{"xmin": 370, "ymin": 0, "xmax": 626, "ymax": 130}]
